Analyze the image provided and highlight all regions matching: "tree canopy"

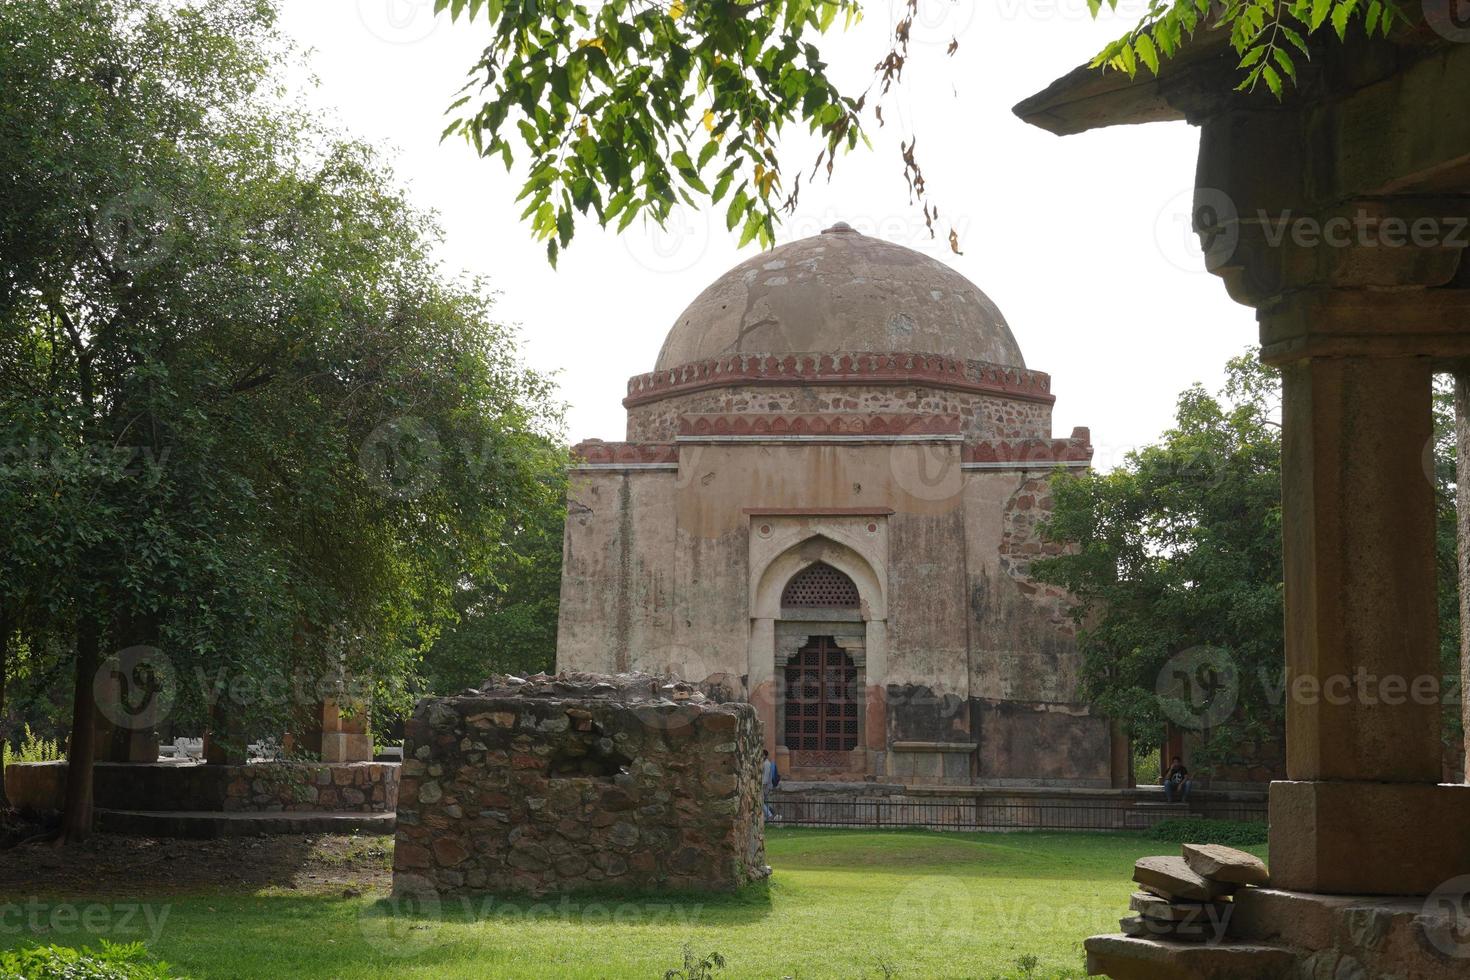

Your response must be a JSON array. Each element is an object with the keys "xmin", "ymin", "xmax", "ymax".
[
  {"xmin": 0, "ymin": 0, "xmax": 564, "ymax": 834},
  {"xmin": 1031, "ymin": 355, "xmax": 1461, "ymax": 772},
  {"xmin": 437, "ymin": 0, "xmax": 1410, "ymax": 260}
]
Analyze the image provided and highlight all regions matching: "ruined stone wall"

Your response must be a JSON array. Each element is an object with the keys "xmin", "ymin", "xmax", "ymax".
[
  {"xmin": 393, "ymin": 673, "xmax": 767, "ymax": 897},
  {"xmin": 625, "ymin": 386, "xmax": 1053, "ymax": 442}
]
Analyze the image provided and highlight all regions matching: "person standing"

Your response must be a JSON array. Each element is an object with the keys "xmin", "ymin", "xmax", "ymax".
[
  {"xmin": 1163, "ymin": 756, "xmax": 1192, "ymax": 804},
  {"xmin": 760, "ymin": 748, "xmax": 780, "ymax": 820}
]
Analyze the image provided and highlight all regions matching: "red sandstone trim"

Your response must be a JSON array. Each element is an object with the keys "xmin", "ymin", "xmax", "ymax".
[
  {"xmin": 570, "ymin": 441, "xmax": 677, "ymax": 465},
  {"xmin": 623, "ymin": 352, "xmax": 1055, "ymax": 408},
  {"xmin": 743, "ymin": 507, "xmax": 896, "ymax": 516},
  {"xmin": 963, "ymin": 430, "xmax": 1092, "ymax": 465},
  {"xmin": 677, "ymin": 413, "xmax": 962, "ymax": 437}
]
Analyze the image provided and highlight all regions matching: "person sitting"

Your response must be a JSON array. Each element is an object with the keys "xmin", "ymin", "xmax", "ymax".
[{"xmin": 1162, "ymin": 756, "xmax": 1192, "ymax": 804}]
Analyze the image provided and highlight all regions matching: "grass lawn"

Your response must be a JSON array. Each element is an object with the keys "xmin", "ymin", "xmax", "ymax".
[{"xmin": 1, "ymin": 829, "xmax": 1264, "ymax": 979}]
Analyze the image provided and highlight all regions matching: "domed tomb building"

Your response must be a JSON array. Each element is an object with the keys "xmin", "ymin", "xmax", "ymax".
[{"xmin": 557, "ymin": 223, "xmax": 1118, "ymax": 786}]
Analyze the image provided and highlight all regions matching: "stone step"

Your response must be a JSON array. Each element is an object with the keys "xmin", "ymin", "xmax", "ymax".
[
  {"xmin": 1084, "ymin": 934, "xmax": 1298, "ymax": 980},
  {"xmin": 98, "ymin": 809, "xmax": 395, "ymax": 839}
]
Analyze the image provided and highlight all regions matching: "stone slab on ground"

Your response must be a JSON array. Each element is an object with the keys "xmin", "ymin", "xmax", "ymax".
[
  {"xmin": 1133, "ymin": 855, "xmax": 1236, "ymax": 902},
  {"xmin": 1118, "ymin": 914, "xmax": 1220, "ymax": 944},
  {"xmin": 1127, "ymin": 891, "xmax": 1231, "ymax": 926},
  {"xmin": 99, "ymin": 809, "xmax": 395, "ymax": 839},
  {"xmin": 1084, "ymin": 934, "xmax": 1297, "ymax": 980},
  {"xmin": 1182, "ymin": 843, "xmax": 1269, "ymax": 886}
]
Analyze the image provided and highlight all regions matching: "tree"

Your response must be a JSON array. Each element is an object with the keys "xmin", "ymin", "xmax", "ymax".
[
  {"xmin": 1031, "ymin": 355, "xmax": 1285, "ymax": 771},
  {"xmin": 436, "ymin": 0, "xmax": 1408, "ymax": 259},
  {"xmin": 420, "ymin": 449, "xmax": 567, "ymax": 695},
  {"xmin": 1033, "ymin": 355, "xmax": 1461, "ymax": 772},
  {"xmin": 0, "ymin": 0, "xmax": 562, "ymax": 838}
]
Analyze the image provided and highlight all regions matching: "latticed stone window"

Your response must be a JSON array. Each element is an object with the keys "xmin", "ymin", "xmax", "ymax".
[
  {"xmin": 781, "ymin": 562, "xmax": 860, "ymax": 608},
  {"xmin": 784, "ymin": 636, "xmax": 859, "ymax": 752}
]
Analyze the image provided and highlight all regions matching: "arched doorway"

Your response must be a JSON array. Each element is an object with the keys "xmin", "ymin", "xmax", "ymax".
[
  {"xmin": 748, "ymin": 529, "xmax": 889, "ymax": 779},
  {"xmin": 776, "ymin": 561, "xmax": 865, "ymax": 771},
  {"xmin": 784, "ymin": 635, "xmax": 859, "ymax": 757}
]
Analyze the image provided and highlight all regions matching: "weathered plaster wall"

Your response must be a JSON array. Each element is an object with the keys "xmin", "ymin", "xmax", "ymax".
[
  {"xmin": 557, "ymin": 436, "xmax": 1109, "ymax": 787},
  {"xmin": 557, "ymin": 469, "xmax": 677, "ymax": 674}
]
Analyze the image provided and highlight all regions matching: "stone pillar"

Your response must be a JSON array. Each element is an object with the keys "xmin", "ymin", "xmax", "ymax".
[
  {"xmin": 1265, "ymin": 344, "xmax": 1470, "ymax": 894},
  {"xmin": 319, "ymin": 698, "xmax": 372, "ymax": 763}
]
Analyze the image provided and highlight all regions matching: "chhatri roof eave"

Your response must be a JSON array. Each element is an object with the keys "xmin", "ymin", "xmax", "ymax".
[{"xmin": 1012, "ymin": 28, "xmax": 1238, "ymax": 136}]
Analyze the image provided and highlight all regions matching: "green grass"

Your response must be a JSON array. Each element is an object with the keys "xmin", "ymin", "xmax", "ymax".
[{"xmin": 0, "ymin": 830, "xmax": 1266, "ymax": 979}]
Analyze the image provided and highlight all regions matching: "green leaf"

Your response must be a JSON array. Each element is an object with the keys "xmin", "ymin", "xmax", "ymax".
[
  {"xmin": 1135, "ymin": 34, "xmax": 1160, "ymax": 74},
  {"xmin": 1273, "ymin": 47, "xmax": 1297, "ymax": 81},
  {"xmin": 1261, "ymin": 64, "xmax": 1283, "ymax": 97},
  {"xmin": 1309, "ymin": 0, "xmax": 1331, "ymax": 30}
]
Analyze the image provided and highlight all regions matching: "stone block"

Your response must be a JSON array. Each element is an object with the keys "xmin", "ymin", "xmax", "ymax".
[
  {"xmin": 1133, "ymin": 855, "xmax": 1236, "ymax": 902},
  {"xmin": 1182, "ymin": 843, "xmax": 1270, "ymax": 886},
  {"xmin": 1269, "ymin": 780, "xmax": 1470, "ymax": 894}
]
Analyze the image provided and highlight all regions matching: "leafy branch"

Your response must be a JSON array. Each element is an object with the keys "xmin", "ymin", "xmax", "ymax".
[{"xmin": 1091, "ymin": 0, "xmax": 1406, "ymax": 96}]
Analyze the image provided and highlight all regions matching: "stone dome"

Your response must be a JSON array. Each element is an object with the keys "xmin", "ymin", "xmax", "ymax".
[{"xmin": 654, "ymin": 222, "xmax": 1026, "ymax": 370}]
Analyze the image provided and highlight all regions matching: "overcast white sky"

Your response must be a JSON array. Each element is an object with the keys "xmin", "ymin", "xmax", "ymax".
[{"xmin": 279, "ymin": 0, "xmax": 1257, "ymax": 470}]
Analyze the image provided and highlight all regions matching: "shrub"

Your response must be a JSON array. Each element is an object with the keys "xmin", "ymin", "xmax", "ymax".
[
  {"xmin": 664, "ymin": 945, "xmax": 725, "ymax": 980},
  {"xmin": 1, "ymin": 724, "xmax": 62, "ymax": 770},
  {"xmin": 1148, "ymin": 818, "xmax": 1268, "ymax": 846},
  {"xmin": 0, "ymin": 941, "xmax": 182, "ymax": 979}
]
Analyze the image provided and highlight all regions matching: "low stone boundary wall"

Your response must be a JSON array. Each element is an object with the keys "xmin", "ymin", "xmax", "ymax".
[{"xmin": 6, "ymin": 760, "xmax": 398, "ymax": 814}]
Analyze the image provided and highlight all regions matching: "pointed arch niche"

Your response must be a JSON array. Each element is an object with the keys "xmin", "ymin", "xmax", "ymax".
[{"xmin": 747, "ymin": 518, "xmax": 889, "ymax": 776}]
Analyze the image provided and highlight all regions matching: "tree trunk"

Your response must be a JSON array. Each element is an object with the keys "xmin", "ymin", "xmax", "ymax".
[
  {"xmin": 0, "ymin": 611, "xmax": 10, "ymax": 810},
  {"xmin": 59, "ymin": 617, "xmax": 100, "ymax": 842},
  {"xmin": 1456, "ymin": 374, "xmax": 1470, "ymax": 784}
]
